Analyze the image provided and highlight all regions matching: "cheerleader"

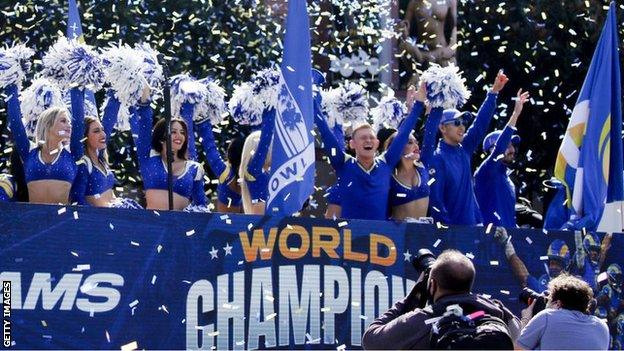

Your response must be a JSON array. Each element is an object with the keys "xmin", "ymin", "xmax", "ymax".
[
  {"xmin": 130, "ymin": 89, "xmax": 207, "ymax": 210},
  {"xmin": 4, "ymin": 83, "xmax": 82, "ymax": 204},
  {"xmin": 238, "ymin": 108, "xmax": 276, "ymax": 215}
]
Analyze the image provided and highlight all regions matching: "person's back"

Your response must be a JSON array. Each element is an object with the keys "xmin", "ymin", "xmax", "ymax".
[
  {"xmin": 517, "ymin": 274, "xmax": 610, "ymax": 350},
  {"xmin": 517, "ymin": 308, "xmax": 609, "ymax": 350}
]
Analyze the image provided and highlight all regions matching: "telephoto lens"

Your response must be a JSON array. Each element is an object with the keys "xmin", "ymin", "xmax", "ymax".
[
  {"xmin": 519, "ymin": 287, "xmax": 548, "ymax": 316},
  {"xmin": 412, "ymin": 249, "xmax": 436, "ymax": 273}
]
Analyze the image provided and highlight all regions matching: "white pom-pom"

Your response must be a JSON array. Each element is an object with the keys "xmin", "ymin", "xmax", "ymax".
[
  {"xmin": 322, "ymin": 81, "xmax": 369, "ymax": 128},
  {"xmin": 371, "ymin": 96, "xmax": 407, "ymax": 130},
  {"xmin": 133, "ymin": 43, "xmax": 163, "ymax": 89},
  {"xmin": 251, "ymin": 68, "xmax": 281, "ymax": 110},
  {"xmin": 183, "ymin": 204, "xmax": 212, "ymax": 213},
  {"xmin": 228, "ymin": 82, "xmax": 264, "ymax": 126},
  {"xmin": 20, "ymin": 78, "xmax": 64, "ymax": 137},
  {"xmin": 320, "ymin": 88, "xmax": 342, "ymax": 128},
  {"xmin": 42, "ymin": 37, "xmax": 104, "ymax": 90},
  {"xmin": 198, "ymin": 78, "xmax": 227, "ymax": 125},
  {"xmin": 101, "ymin": 44, "xmax": 146, "ymax": 107},
  {"xmin": 0, "ymin": 43, "xmax": 35, "ymax": 89},
  {"xmin": 170, "ymin": 73, "xmax": 210, "ymax": 123},
  {"xmin": 421, "ymin": 63, "xmax": 471, "ymax": 109}
]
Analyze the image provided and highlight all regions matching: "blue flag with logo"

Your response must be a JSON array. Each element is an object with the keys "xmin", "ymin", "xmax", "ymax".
[
  {"xmin": 266, "ymin": 0, "xmax": 315, "ymax": 216},
  {"xmin": 553, "ymin": 2, "xmax": 623, "ymax": 232},
  {"xmin": 67, "ymin": 0, "xmax": 98, "ymax": 116}
]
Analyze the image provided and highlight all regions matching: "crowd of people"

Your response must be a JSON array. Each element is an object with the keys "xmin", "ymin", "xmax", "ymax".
[
  {"xmin": 0, "ymin": 34, "xmax": 621, "ymax": 349},
  {"xmin": 0, "ymin": 37, "xmax": 538, "ymax": 231}
]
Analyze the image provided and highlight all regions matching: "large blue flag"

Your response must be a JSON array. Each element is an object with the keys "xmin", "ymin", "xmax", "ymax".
[
  {"xmin": 553, "ymin": 2, "xmax": 623, "ymax": 232},
  {"xmin": 66, "ymin": 0, "xmax": 98, "ymax": 115},
  {"xmin": 266, "ymin": 0, "xmax": 315, "ymax": 215}
]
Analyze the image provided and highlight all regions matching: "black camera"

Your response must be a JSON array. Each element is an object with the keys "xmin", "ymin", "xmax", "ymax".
[
  {"xmin": 408, "ymin": 249, "xmax": 437, "ymax": 309},
  {"xmin": 412, "ymin": 249, "xmax": 436, "ymax": 273},
  {"xmin": 519, "ymin": 287, "xmax": 549, "ymax": 316}
]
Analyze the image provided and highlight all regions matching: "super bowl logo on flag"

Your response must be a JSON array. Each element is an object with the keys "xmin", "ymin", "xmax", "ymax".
[
  {"xmin": 266, "ymin": 71, "xmax": 315, "ymax": 211},
  {"xmin": 266, "ymin": 0, "xmax": 315, "ymax": 216}
]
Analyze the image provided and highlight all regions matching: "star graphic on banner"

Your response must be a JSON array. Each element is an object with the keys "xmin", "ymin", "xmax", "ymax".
[
  {"xmin": 403, "ymin": 249, "xmax": 412, "ymax": 262},
  {"xmin": 223, "ymin": 242, "xmax": 233, "ymax": 256},
  {"xmin": 209, "ymin": 246, "xmax": 219, "ymax": 259}
]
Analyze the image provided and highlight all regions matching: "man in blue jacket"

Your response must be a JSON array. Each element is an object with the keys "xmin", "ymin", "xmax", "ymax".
[
  {"xmin": 475, "ymin": 89, "xmax": 530, "ymax": 227},
  {"xmin": 428, "ymin": 71, "xmax": 509, "ymax": 225}
]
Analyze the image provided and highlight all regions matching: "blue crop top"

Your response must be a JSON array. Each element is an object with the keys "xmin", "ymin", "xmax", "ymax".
[
  {"xmin": 131, "ymin": 104, "xmax": 207, "ymax": 205},
  {"xmin": 69, "ymin": 92, "xmax": 122, "ymax": 205},
  {"xmin": 6, "ymin": 84, "xmax": 82, "ymax": 187},
  {"xmin": 389, "ymin": 164, "xmax": 430, "ymax": 207},
  {"xmin": 244, "ymin": 109, "xmax": 275, "ymax": 203},
  {"xmin": 70, "ymin": 156, "xmax": 116, "ymax": 205},
  {"xmin": 195, "ymin": 119, "xmax": 242, "ymax": 208}
]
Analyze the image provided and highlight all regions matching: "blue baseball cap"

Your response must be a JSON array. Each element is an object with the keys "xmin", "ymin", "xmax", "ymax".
[
  {"xmin": 482, "ymin": 130, "xmax": 521, "ymax": 152},
  {"xmin": 440, "ymin": 109, "xmax": 473, "ymax": 125}
]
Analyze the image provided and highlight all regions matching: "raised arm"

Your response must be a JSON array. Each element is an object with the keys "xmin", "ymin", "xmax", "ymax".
[
  {"xmin": 384, "ymin": 83, "xmax": 426, "ymax": 167},
  {"xmin": 247, "ymin": 108, "xmax": 275, "ymax": 178},
  {"xmin": 101, "ymin": 90, "xmax": 121, "ymax": 139},
  {"xmin": 332, "ymin": 124, "xmax": 345, "ymax": 152},
  {"xmin": 5, "ymin": 84, "xmax": 31, "ymax": 161},
  {"xmin": 462, "ymin": 71, "xmax": 508, "ymax": 153},
  {"xmin": 179, "ymin": 102, "xmax": 197, "ymax": 160},
  {"xmin": 69, "ymin": 87, "xmax": 85, "ymax": 161},
  {"xmin": 494, "ymin": 227, "xmax": 531, "ymax": 287},
  {"xmin": 131, "ymin": 102, "xmax": 153, "ymax": 165},
  {"xmin": 487, "ymin": 89, "xmax": 529, "ymax": 162},
  {"xmin": 196, "ymin": 119, "xmax": 227, "ymax": 178},
  {"xmin": 313, "ymin": 99, "xmax": 345, "ymax": 169},
  {"xmin": 384, "ymin": 101, "xmax": 424, "ymax": 167},
  {"xmin": 421, "ymin": 107, "xmax": 443, "ymax": 167},
  {"xmin": 428, "ymin": 159, "xmax": 451, "ymax": 224}
]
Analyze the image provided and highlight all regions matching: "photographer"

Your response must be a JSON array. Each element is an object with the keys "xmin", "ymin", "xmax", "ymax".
[
  {"xmin": 362, "ymin": 249, "xmax": 521, "ymax": 349},
  {"xmin": 517, "ymin": 274, "xmax": 609, "ymax": 350}
]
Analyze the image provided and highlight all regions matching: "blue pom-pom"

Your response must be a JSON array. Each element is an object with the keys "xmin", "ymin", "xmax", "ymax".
[
  {"xmin": 133, "ymin": 43, "xmax": 163, "ymax": 90},
  {"xmin": 42, "ymin": 37, "xmax": 104, "ymax": 90},
  {"xmin": 20, "ymin": 78, "xmax": 64, "ymax": 137},
  {"xmin": 228, "ymin": 82, "xmax": 264, "ymax": 126},
  {"xmin": 322, "ymin": 81, "xmax": 369, "ymax": 128},
  {"xmin": 170, "ymin": 73, "xmax": 211, "ymax": 123},
  {"xmin": 0, "ymin": 43, "xmax": 35, "ymax": 89},
  {"xmin": 371, "ymin": 96, "xmax": 407, "ymax": 130},
  {"xmin": 183, "ymin": 204, "xmax": 212, "ymax": 213},
  {"xmin": 421, "ymin": 63, "xmax": 471, "ymax": 109},
  {"xmin": 101, "ymin": 44, "xmax": 145, "ymax": 107},
  {"xmin": 198, "ymin": 77, "xmax": 227, "ymax": 125},
  {"xmin": 251, "ymin": 68, "xmax": 282, "ymax": 110}
]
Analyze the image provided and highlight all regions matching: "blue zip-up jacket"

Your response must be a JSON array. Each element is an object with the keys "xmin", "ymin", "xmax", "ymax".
[
  {"xmin": 315, "ymin": 99, "xmax": 424, "ymax": 220},
  {"xmin": 428, "ymin": 92, "xmax": 498, "ymax": 225},
  {"xmin": 474, "ymin": 125, "xmax": 516, "ymax": 227}
]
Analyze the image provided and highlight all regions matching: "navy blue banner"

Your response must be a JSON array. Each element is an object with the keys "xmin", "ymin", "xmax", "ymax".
[{"xmin": 0, "ymin": 203, "xmax": 622, "ymax": 349}]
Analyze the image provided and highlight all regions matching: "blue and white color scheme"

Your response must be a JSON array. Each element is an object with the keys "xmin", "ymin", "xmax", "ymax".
[
  {"xmin": 266, "ymin": 0, "xmax": 315, "ymax": 215},
  {"xmin": 554, "ymin": 2, "xmax": 623, "ymax": 232},
  {"xmin": 67, "ymin": 0, "xmax": 98, "ymax": 115}
]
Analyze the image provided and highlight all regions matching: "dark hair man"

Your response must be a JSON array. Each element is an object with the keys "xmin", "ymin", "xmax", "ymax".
[
  {"xmin": 517, "ymin": 274, "xmax": 609, "ymax": 350},
  {"xmin": 362, "ymin": 249, "xmax": 520, "ymax": 349}
]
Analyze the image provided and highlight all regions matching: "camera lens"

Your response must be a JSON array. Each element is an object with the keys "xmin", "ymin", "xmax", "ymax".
[{"xmin": 412, "ymin": 249, "xmax": 436, "ymax": 273}]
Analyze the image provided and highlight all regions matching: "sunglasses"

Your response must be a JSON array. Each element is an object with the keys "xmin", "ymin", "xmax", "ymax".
[{"xmin": 444, "ymin": 118, "xmax": 470, "ymax": 127}]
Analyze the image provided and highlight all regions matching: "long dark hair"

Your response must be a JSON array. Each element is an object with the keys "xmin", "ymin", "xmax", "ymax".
[
  {"xmin": 151, "ymin": 118, "xmax": 188, "ymax": 160},
  {"xmin": 84, "ymin": 116, "xmax": 109, "ymax": 165}
]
